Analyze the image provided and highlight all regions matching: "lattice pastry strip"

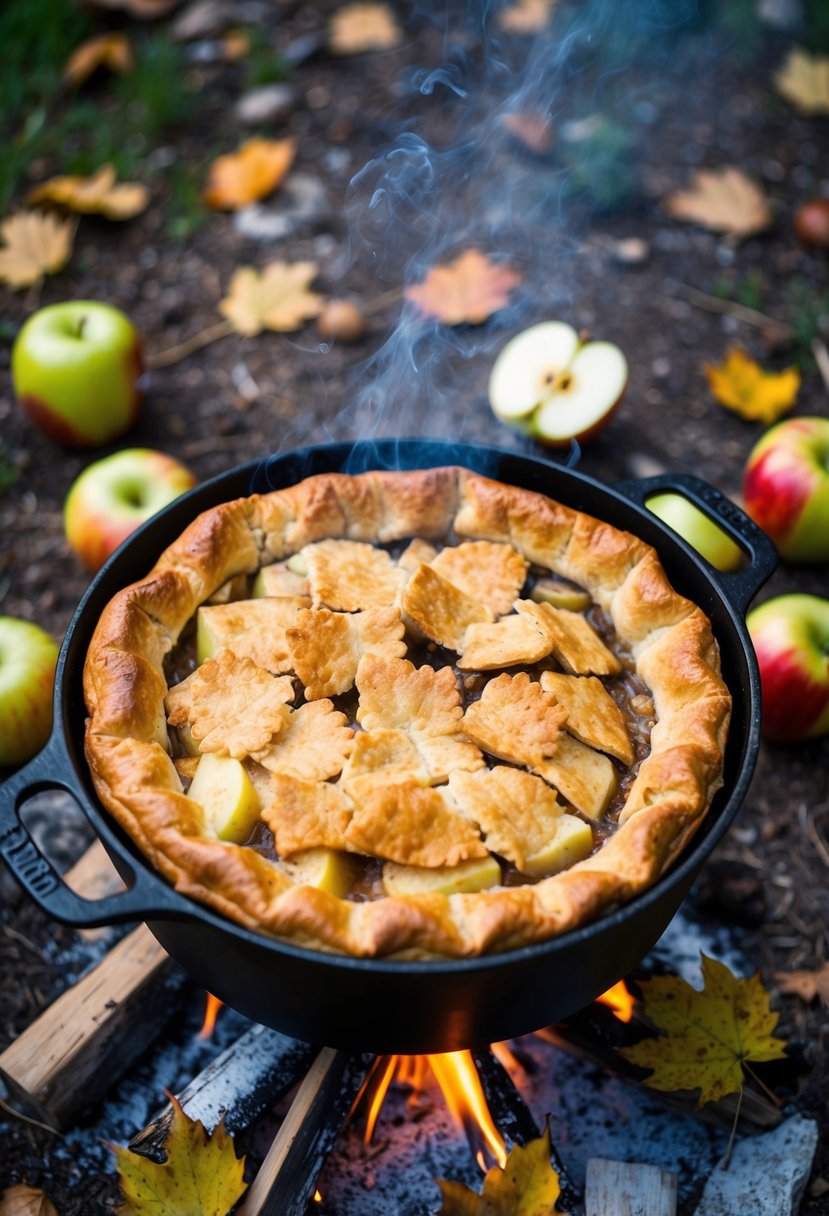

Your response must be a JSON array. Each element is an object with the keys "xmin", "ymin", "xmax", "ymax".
[
  {"xmin": 540, "ymin": 671, "xmax": 633, "ymax": 764},
  {"xmin": 515, "ymin": 599, "xmax": 622, "ymax": 676},
  {"xmin": 288, "ymin": 606, "xmax": 406, "ymax": 700},
  {"xmin": 429, "ymin": 540, "xmax": 529, "ymax": 617},
  {"xmin": 261, "ymin": 774, "xmax": 353, "ymax": 857},
  {"xmin": 448, "ymin": 766, "xmax": 564, "ymax": 871},
  {"xmin": 458, "ymin": 612, "xmax": 554, "ymax": 670},
  {"xmin": 302, "ymin": 539, "xmax": 404, "ymax": 611},
  {"xmin": 462, "ymin": 672, "xmax": 567, "ymax": 768},
  {"xmin": 344, "ymin": 781, "xmax": 488, "ymax": 868},
  {"xmin": 535, "ymin": 734, "xmax": 617, "ymax": 820},
  {"xmin": 401, "ymin": 564, "xmax": 491, "ymax": 650},
  {"xmin": 254, "ymin": 699, "xmax": 354, "ymax": 782},
  {"xmin": 197, "ymin": 596, "xmax": 310, "ymax": 674},
  {"xmin": 165, "ymin": 652, "xmax": 294, "ymax": 759}
]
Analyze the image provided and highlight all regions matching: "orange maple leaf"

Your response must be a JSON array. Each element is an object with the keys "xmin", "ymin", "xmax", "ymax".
[
  {"xmin": 498, "ymin": 0, "xmax": 556, "ymax": 34},
  {"xmin": 776, "ymin": 962, "xmax": 829, "ymax": 1010},
  {"xmin": 665, "ymin": 167, "xmax": 772, "ymax": 241},
  {"xmin": 704, "ymin": 348, "xmax": 800, "ymax": 425},
  {"xmin": 219, "ymin": 261, "xmax": 325, "ymax": 336},
  {"xmin": 329, "ymin": 3, "xmax": 402, "ymax": 54},
  {"xmin": 204, "ymin": 138, "xmax": 296, "ymax": 210},
  {"xmin": 28, "ymin": 164, "xmax": 148, "ymax": 221},
  {"xmin": 405, "ymin": 250, "xmax": 521, "ymax": 326},
  {"xmin": 0, "ymin": 1185, "xmax": 58, "ymax": 1216},
  {"xmin": 63, "ymin": 32, "xmax": 133, "ymax": 87}
]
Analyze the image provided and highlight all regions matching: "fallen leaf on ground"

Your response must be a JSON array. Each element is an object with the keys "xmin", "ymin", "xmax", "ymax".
[
  {"xmin": 204, "ymin": 138, "xmax": 295, "ymax": 210},
  {"xmin": 620, "ymin": 954, "xmax": 787, "ymax": 1106},
  {"xmin": 63, "ymin": 32, "xmax": 133, "ymax": 87},
  {"xmin": 0, "ymin": 212, "xmax": 74, "ymax": 290},
  {"xmin": 78, "ymin": 0, "xmax": 180, "ymax": 16},
  {"xmin": 437, "ymin": 1127, "xmax": 562, "ymax": 1215},
  {"xmin": 405, "ymin": 249, "xmax": 521, "ymax": 326},
  {"xmin": 0, "ymin": 1185, "xmax": 57, "ymax": 1216},
  {"xmin": 222, "ymin": 30, "xmax": 250, "ymax": 61},
  {"xmin": 774, "ymin": 48, "xmax": 829, "ymax": 115},
  {"xmin": 329, "ymin": 3, "xmax": 402, "ymax": 54},
  {"xmin": 498, "ymin": 0, "xmax": 556, "ymax": 34},
  {"xmin": 501, "ymin": 112, "xmax": 555, "ymax": 155},
  {"xmin": 705, "ymin": 348, "xmax": 799, "ymax": 424},
  {"xmin": 220, "ymin": 261, "xmax": 324, "ymax": 336},
  {"xmin": 111, "ymin": 1093, "xmax": 245, "ymax": 1216},
  {"xmin": 664, "ymin": 167, "xmax": 772, "ymax": 240},
  {"xmin": 28, "ymin": 165, "xmax": 148, "ymax": 221},
  {"xmin": 776, "ymin": 962, "xmax": 829, "ymax": 1010}
]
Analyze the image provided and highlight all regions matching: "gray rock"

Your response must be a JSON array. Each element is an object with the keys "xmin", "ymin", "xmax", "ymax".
[
  {"xmin": 235, "ymin": 84, "xmax": 296, "ymax": 127},
  {"xmin": 758, "ymin": 0, "xmax": 803, "ymax": 30},
  {"xmin": 172, "ymin": 0, "xmax": 234, "ymax": 41},
  {"xmin": 234, "ymin": 174, "xmax": 329, "ymax": 242},
  {"xmin": 694, "ymin": 1115, "xmax": 819, "ymax": 1216}
]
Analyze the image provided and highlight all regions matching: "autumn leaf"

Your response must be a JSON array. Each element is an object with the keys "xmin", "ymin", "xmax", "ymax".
[
  {"xmin": 0, "ymin": 212, "xmax": 74, "ymax": 290},
  {"xmin": 620, "ymin": 954, "xmax": 787, "ymax": 1107},
  {"xmin": 110, "ymin": 1093, "xmax": 245, "ymax": 1216},
  {"xmin": 437, "ymin": 1127, "xmax": 562, "ymax": 1215},
  {"xmin": 498, "ymin": 0, "xmax": 556, "ymax": 34},
  {"xmin": 204, "ymin": 138, "xmax": 295, "ymax": 210},
  {"xmin": 0, "ymin": 1185, "xmax": 57, "ymax": 1216},
  {"xmin": 405, "ymin": 250, "xmax": 521, "ymax": 326},
  {"xmin": 501, "ymin": 112, "xmax": 555, "ymax": 155},
  {"xmin": 776, "ymin": 962, "xmax": 829, "ymax": 1011},
  {"xmin": 220, "ymin": 261, "xmax": 325, "ymax": 336},
  {"xmin": 774, "ymin": 48, "xmax": 829, "ymax": 115},
  {"xmin": 63, "ymin": 32, "xmax": 133, "ymax": 87},
  {"xmin": 27, "ymin": 165, "xmax": 148, "ymax": 221},
  {"xmin": 664, "ymin": 167, "xmax": 772, "ymax": 240},
  {"xmin": 77, "ymin": 0, "xmax": 181, "ymax": 17},
  {"xmin": 329, "ymin": 3, "xmax": 402, "ymax": 54},
  {"xmin": 705, "ymin": 348, "xmax": 800, "ymax": 425}
]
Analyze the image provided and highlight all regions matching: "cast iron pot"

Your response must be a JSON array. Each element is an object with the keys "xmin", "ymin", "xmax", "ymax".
[{"xmin": 0, "ymin": 440, "xmax": 776, "ymax": 1053}]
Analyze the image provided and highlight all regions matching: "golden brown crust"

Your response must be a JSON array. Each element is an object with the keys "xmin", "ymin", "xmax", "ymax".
[{"xmin": 84, "ymin": 466, "xmax": 731, "ymax": 958}]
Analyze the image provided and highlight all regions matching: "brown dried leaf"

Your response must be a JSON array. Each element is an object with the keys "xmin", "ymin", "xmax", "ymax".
[
  {"xmin": 497, "ymin": 0, "xmax": 556, "ymax": 34},
  {"xmin": 0, "ymin": 212, "xmax": 73, "ymax": 290},
  {"xmin": 0, "ymin": 1185, "xmax": 58, "ymax": 1216},
  {"xmin": 204, "ymin": 138, "xmax": 295, "ymax": 210},
  {"xmin": 405, "ymin": 249, "xmax": 521, "ymax": 326},
  {"xmin": 78, "ymin": 0, "xmax": 180, "ymax": 15},
  {"xmin": 64, "ymin": 32, "xmax": 133, "ymax": 87},
  {"xmin": 776, "ymin": 962, "xmax": 829, "ymax": 1010},
  {"xmin": 774, "ymin": 47, "xmax": 829, "ymax": 115},
  {"xmin": 501, "ymin": 111, "xmax": 555, "ymax": 155},
  {"xmin": 27, "ymin": 164, "xmax": 148, "ymax": 221},
  {"xmin": 219, "ymin": 262, "xmax": 324, "ymax": 337},
  {"xmin": 664, "ymin": 167, "xmax": 772, "ymax": 241},
  {"xmin": 329, "ymin": 3, "xmax": 402, "ymax": 54}
]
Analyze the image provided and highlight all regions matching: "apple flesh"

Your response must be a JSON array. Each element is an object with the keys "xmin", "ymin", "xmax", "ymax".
[
  {"xmin": 382, "ymin": 854, "xmax": 502, "ymax": 897},
  {"xmin": 489, "ymin": 321, "xmax": 627, "ymax": 447},
  {"xmin": 646, "ymin": 492, "xmax": 743, "ymax": 572},
  {"xmin": 743, "ymin": 417, "xmax": 829, "ymax": 563},
  {"xmin": 747, "ymin": 594, "xmax": 829, "ymax": 743},
  {"xmin": 188, "ymin": 753, "xmax": 262, "ymax": 843},
  {"xmin": 64, "ymin": 448, "xmax": 196, "ymax": 572},
  {"xmin": 12, "ymin": 300, "xmax": 144, "ymax": 448},
  {"xmin": 521, "ymin": 813, "xmax": 594, "ymax": 878},
  {"xmin": 0, "ymin": 617, "xmax": 59, "ymax": 767},
  {"xmin": 280, "ymin": 848, "xmax": 359, "ymax": 896}
]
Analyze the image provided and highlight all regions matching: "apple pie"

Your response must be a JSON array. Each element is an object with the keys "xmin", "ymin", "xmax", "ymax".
[{"xmin": 83, "ymin": 466, "xmax": 731, "ymax": 958}]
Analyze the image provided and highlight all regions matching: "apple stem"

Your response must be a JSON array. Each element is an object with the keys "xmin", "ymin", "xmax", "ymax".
[{"xmin": 76, "ymin": 316, "xmax": 86, "ymax": 340}]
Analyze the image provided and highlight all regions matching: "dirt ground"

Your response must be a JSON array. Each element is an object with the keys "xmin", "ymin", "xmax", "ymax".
[{"xmin": 1, "ymin": 1, "xmax": 828, "ymax": 1212}]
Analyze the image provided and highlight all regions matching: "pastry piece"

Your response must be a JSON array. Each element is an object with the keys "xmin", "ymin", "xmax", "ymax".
[
  {"xmin": 165, "ymin": 652, "xmax": 294, "ymax": 759},
  {"xmin": 255, "ymin": 699, "xmax": 353, "ymax": 782},
  {"xmin": 448, "ymin": 766, "xmax": 566, "ymax": 870},
  {"xmin": 340, "ymin": 729, "xmax": 428, "ymax": 798},
  {"xmin": 262, "ymin": 774, "xmax": 352, "ymax": 856},
  {"xmin": 252, "ymin": 562, "xmax": 309, "ymax": 598},
  {"xmin": 344, "ymin": 781, "xmax": 488, "ymax": 868},
  {"xmin": 535, "ymin": 734, "xmax": 617, "ymax": 820},
  {"xmin": 458, "ymin": 612, "xmax": 554, "ymax": 670},
  {"xmin": 398, "ymin": 537, "xmax": 438, "ymax": 574},
  {"xmin": 196, "ymin": 596, "xmax": 310, "ymax": 672},
  {"xmin": 303, "ymin": 539, "xmax": 404, "ymax": 611},
  {"xmin": 429, "ymin": 540, "xmax": 529, "ymax": 616},
  {"xmin": 540, "ymin": 671, "xmax": 633, "ymax": 764},
  {"xmin": 462, "ymin": 672, "xmax": 567, "ymax": 768},
  {"xmin": 515, "ymin": 599, "xmax": 622, "ymax": 675},
  {"xmin": 401, "ymin": 564, "xmax": 491, "ymax": 650},
  {"xmin": 288, "ymin": 606, "xmax": 406, "ymax": 700}
]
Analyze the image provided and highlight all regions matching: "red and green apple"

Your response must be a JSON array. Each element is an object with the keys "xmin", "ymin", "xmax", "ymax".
[
  {"xmin": 64, "ymin": 448, "xmax": 196, "ymax": 572},
  {"xmin": 0, "ymin": 617, "xmax": 59, "ymax": 767},
  {"xmin": 646, "ymin": 492, "xmax": 743, "ymax": 572},
  {"xmin": 12, "ymin": 300, "xmax": 144, "ymax": 448},
  {"xmin": 748, "ymin": 594, "xmax": 829, "ymax": 742},
  {"xmin": 743, "ymin": 417, "xmax": 829, "ymax": 563}
]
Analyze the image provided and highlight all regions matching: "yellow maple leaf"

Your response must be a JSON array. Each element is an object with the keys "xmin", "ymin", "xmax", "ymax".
[
  {"xmin": 110, "ymin": 1093, "xmax": 246, "ymax": 1216},
  {"xmin": 705, "ymin": 348, "xmax": 800, "ymax": 424},
  {"xmin": 437, "ymin": 1127, "xmax": 563, "ymax": 1215},
  {"xmin": 220, "ymin": 261, "xmax": 325, "ymax": 336},
  {"xmin": 405, "ymin": 249, "xmax": 521, "ymax": 326},
  {"xmin": 204, "ymin": 138, "xmax": 296, "ymax": 210},
  {"xmin": 774, "ymin": 47, "xmax": 829, "ymax": 115},
  {"xmin": 28, "ymin": 164, "xmax": 149, "ymax": 221},
  {"xmin": 329, "ymin": 3, "xmax": 402, "ymax": 54},
  {"xmin": 664, "ymin": 167, "xmax": 771, "ymax": 240},
  {"xmin": 0, "ymin": 1184, "xmax": 57, "ymax": 1216},
  {"xmin": 63, "ymin": 32, "xmax": 133, "ymax": 87},
  {"xmin": 0, "ymin": 211, "xmax": 74, "ymax": 290},
  {"xmin": 620, "ymin": 954, "xmax": 787, "ymax": 1106},
  {"xmin": 498, "ymin": 0, "xmax": 556, "ymax": 34}
]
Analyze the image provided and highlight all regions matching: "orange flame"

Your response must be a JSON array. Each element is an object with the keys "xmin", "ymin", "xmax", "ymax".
[
  {"xmin": 596, "ymin": 979, "xmax": 635, "ymax": 1022},
  {"xmin": 197, "ymin": 992, "xmax": 224, "ymax": 1040}
]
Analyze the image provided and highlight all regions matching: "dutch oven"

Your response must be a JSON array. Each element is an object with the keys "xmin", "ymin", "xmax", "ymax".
[{"xmin": 0, "ymin": 440, "xmax": 776, "ymax": 1054}]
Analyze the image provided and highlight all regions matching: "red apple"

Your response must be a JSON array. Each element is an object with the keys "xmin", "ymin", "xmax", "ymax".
[
  {"xmin": 747, "ymin": 594, "xmax": 829, "ymax": 742},
  {"xmin": 488, "ymin": 321, "xmax": 627, "ymax": 447},
  {"xmin": 64, "ymin": 448, "xmax": 196, "ymax": 572},
  {"xmin": 12, "ymin": 300, "xmax": 143, "ymax": 448},
  {"xmin": 0, "ymin": 617, "xmax": 59, "ymax": 767},
  {"xmin": 743, "ymin": 417, "xmax": 829, "ymax": 563}
]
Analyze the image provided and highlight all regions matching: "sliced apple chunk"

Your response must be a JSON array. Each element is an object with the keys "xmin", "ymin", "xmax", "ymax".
[
  {"xmin": 489, "ymin": 321, "xmax": 580, "ymax": 422},
  {"xmin": 521, "ymin": 814, "xmax": 594, "ymax": 878},
  {"xmin": 287, "ymin": 552, "xmax": 309, "ymax": 576},
  {"xmin": 280, "ymin": 847, "xmax": 358, "ymax": 897},
  {"xmin": 382, "ymin": 855, "xmax": 501, "ymax": 898},
  {"xmin": 252, "ymin": 563, "xmax": 309, "ymax": 598},
  {"xmin": 174, "ymin": 721, "xmax": 201, "ymax": 756},
  {"xmin": 530, "ymin": 578, "xmax": 591, "ymax": 611},
  {"xmin": 532, "ymin": 340, "xmax": 627, "ymax": 447},
  {"xmin": 188, "ymin": 753, "xmax": 261, "ymax": 843}
]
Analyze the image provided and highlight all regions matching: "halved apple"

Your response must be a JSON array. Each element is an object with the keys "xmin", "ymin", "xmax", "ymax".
[
  {"xmin": 521, "ymin": 814, "xmax": 594, "ymax": 878},
  {"xmin": 489, "ymin": 321, "xmax": 579, "ymax": 423},
  {"xmin": 382, "ymin": 855, "xmax": 501, "ymax": 897},
  {"xmin": 280, "ymin": 848, "xmax": 359, "ymax": 896},
  {"xmin": 187, "ymin": 753, "xmax": 261, "ymax": 843}
]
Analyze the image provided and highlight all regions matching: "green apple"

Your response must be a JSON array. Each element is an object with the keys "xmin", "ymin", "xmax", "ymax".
[
  {"xmin": 187, "ymin": 753, "xmax": 261, "ymax": 843},
  {"xmin": 522, "ymin": 814, "xmax": 594, "ymax": 877},
  {"xmin": 12, "ymin": 300, "xmax": 144, "ymax": 448},
  {"xmin": 647, "ymin": 492, "xmax": 743, "ymax": 572},
  {"xmin": 64, "ymin": 448, "xmax": 196, "ymax": 572},
  {"xmin": 0, "ymin": 617, "xmax": 59, "ymax": 767},
  {"xmin": 382, "ymin": 855, "xmax": 501, "ymax": 897},
  {"xmin": 530, "ymin": 578, "xmax": 591, "ymax": 611},
  {"xmin": 280, "ymin": 848, "xmax": 360, "ymax": 896}
]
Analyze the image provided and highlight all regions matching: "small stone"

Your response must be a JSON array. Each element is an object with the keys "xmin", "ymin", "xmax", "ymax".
[
  {"xmin": 611, "ymin": 236, "xmax": 650, "ymax": 266},
  {"xmin": 234, "ymin": 174, "xmax": 328, "ymax": 241},
  {"xmin": 172, "ymin": 0, "xmax": 234, "ymax": 41},
  {"xmin": 318, "ymin": 300, "xmax": 366, "ymax": 343},
  {"xmin": 235, "ymin": 84, "xmax": 296, "ymax": 127},
  {"xmin": 694, "ymin": 1115, "xmax": 818, "ymax": 1216}
]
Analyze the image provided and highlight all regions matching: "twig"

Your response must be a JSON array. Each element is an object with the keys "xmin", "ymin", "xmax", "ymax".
[
  {"xmin": 0, "ymin": 1095, "xmax": 63, "ymax": 1139},
  {"xmin": 806, "ymin": 814, "xmax": 829, "ymax": 872},
  {"xmin": 812, "ymin": 338, "xmax": 829, "ymax": 396},
  {"xmin": 146, "ymin": 320, "xmax": 234, "ymax": 370},
  {"xmin": 722, "ymin": 1085, "xmax": 743, "ymax": 1171},
  {"xmin": 666, "ymin": 280, "xmax": 792, "ymax": 337}
]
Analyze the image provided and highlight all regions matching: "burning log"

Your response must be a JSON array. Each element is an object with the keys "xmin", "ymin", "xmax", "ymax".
[
  {"xmin": 585, "ymin": 1158, "xmax": 677, "ymax": 1216},
  {"xmin": 0, "ymin": 924, "xmax": 188, "ymax": 1128}
]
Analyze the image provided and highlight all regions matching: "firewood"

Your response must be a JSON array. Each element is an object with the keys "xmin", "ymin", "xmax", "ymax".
[
  {"xmin": 585, "ymin": 1157, "xmax": 677, "ymax": 1216},
  {"xmin": 62, "ymin": 839, "xmax": 124, "ymax": 941}
]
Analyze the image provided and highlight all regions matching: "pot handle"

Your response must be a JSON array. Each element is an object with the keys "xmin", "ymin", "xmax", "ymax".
[
  {"xmin": 613, "ymin": 473, "xmax": 778, "ymax": 616},
  {"xmin": 0, "ymin": 732, "xmax": 184, "ymax": 928}
]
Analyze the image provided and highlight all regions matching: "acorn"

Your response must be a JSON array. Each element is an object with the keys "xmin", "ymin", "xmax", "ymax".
[
  {"xmin": 793, "ymin": 198, "xmax": 829, "ymax": 250},
  {"xmin": 317, "ymin": 300, "xmax": 366, "ymax": 343}
]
